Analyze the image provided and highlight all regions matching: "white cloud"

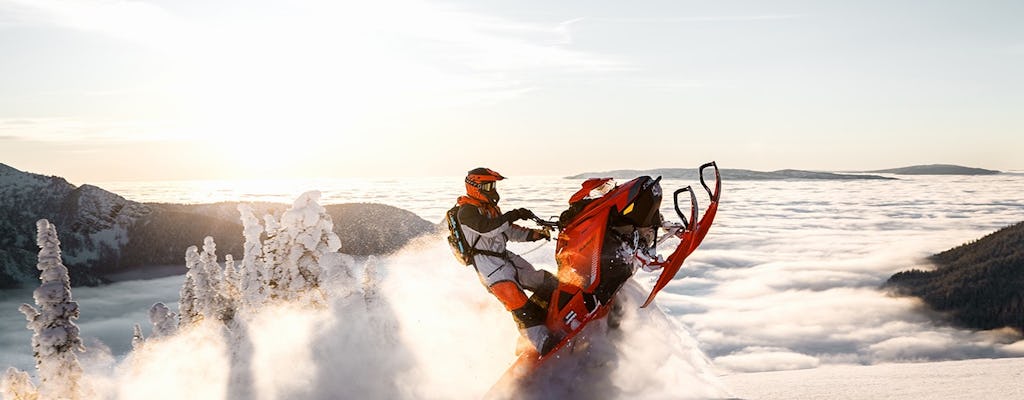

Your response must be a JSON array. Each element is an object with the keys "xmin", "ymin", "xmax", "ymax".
[{"xmin": 714, "ymin": 346, "xmax": 820, "ymax": 372}]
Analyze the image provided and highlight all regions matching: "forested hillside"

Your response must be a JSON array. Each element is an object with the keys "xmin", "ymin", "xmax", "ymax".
[{"xmin": 886, "ymin": 222, "xmax": 1024, "ymax": 332}]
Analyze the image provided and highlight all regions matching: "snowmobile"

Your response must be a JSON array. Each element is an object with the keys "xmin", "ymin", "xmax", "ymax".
[{"xmin": 489, "ymin": 162, "xmax": 721, "ymax": 393}]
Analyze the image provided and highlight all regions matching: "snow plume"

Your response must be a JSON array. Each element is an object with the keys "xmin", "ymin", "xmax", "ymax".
[
  {"xmin": 2, "ymin": 193, "xmax": 730, "ymax": 400},
  {"xmin": 489, "ymin": 281, "xmax": 731, "ymax": 400}
]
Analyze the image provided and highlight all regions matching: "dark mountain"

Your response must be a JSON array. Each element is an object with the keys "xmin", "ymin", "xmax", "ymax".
[
  {"xmin": 867, "ymin": 164, "xmax": 1001, "ymax": 175},
  {"xmin": 567, "ymin": 168, "xmax": 894, "ymax": 181},
  {"xmin": 885, "ymin": 222, "xmax": 1024, "ymax": 332},
  {"xmin": 0, "ymin": 163, "xmax": 436, "ymax": 288}
]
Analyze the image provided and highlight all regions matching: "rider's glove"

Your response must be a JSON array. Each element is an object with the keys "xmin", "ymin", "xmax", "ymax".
[
  {"xmin": 529, "ymin": 227, "xmax": 552, "ymax": 241},
  {"xmin": 506, "ymin": 208, "xmax": 536, "ymax": 222}
]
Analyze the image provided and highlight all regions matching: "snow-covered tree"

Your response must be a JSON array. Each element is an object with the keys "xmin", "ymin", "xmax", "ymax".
[
  {"xmin": 131, "ymin": 324, "xmax": 145, "ymax": 350},
  {"xmin": 19, "ymin": 219, "xmax": 85, "ymax": 400},
  {"xmin": 223, "ymin": 254, "xmax": 240, "ymax": 300},
  {"xmin": 178, "ymin": 248, "xmax": 201, "ymax": 327},
  {"xmin": 1, "ymin": 367, "xmax": 38, "ymax": 400},
  {"xmin": 197, "ymin": 237, "xmax": 223, "ymax": 310},
  {"xmin": 148, "ymin": 302, "xmax": 177, "ymax": 338},
  {"xmin": 275, "ymin": 191, "xmax": 341, "ymax": 306},
  {"xmin": 181, "ymin": 238, "xmax": 236, "ymax": 325},
  {"xmin": 262, "ymin": 214, "xmax": 288, "ymax": 300},
  {"xmin": 238, "ymin": 204, "xmax": 268, "ymax": 310}
]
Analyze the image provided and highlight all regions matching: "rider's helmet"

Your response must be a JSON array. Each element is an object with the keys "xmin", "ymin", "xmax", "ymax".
[{"xmin": 466, "ymin": 167, "xmax": 505, "ymax": 204}]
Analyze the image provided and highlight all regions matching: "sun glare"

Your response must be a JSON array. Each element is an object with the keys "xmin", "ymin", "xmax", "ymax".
[{"xmin": 159, "ymin": 1, "xmax": 505, "ymax": 180}]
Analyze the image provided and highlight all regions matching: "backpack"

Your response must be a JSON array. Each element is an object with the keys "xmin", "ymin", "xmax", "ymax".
[{"xmin": 445, "ymin": 204, "xmax": 475, "ymax": 266}]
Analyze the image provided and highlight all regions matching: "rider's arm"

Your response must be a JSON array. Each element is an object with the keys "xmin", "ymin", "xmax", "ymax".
[
  {"xmin": 458, "ymin": 206, "xmax": 535, "ymax": 241},
  {"xmin": 457, "ymin": 206, "xmax": 511, "ymax": 237}
]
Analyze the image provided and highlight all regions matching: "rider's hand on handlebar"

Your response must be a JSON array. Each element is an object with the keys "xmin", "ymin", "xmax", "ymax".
[
  {"xmin": 529, "ymin": 227, "xmax": 552, "ymax": 241},
  {"xmin": 508, "ymin": 208, "xmax": 536, "ymax": 221}
]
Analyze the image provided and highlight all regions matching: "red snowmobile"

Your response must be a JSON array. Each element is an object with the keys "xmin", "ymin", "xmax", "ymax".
[{"xmin": 490, "ymin": 162, "xmax": 721, "ymax": 391}]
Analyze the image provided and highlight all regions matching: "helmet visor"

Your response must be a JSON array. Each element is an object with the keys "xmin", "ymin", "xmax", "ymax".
[{"xmin": 480, "ymin": 181, "xmax": 495, "ymax": 191}]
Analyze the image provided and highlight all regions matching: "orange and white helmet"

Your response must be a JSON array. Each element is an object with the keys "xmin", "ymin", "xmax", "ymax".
[{"xmin": 465, "ymin": 167, "xmax": 505, "ymax": 204}]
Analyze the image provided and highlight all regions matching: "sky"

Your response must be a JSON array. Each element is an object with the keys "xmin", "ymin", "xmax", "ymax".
[{"xmin": 0, "ymin": 0, "xmax": 1022, "ymax": 182}]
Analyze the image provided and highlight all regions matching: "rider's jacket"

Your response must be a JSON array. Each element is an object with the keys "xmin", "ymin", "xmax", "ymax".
[{"xmin": 455, "ymin": 196, "xmax": 532, "ymax": 277}]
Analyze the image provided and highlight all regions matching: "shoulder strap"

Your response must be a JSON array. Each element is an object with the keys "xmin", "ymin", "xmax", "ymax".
[{"xmin": 456, "ymin": 203, "xmax": 507, "ymax": 259}]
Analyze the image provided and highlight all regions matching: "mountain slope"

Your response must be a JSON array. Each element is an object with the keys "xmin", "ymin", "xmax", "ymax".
[
  {"xmin": 1, "ymin": 164, "xmax": 147, "ymax": 287},
  {"xmin": 0, "ymin": 163, "xmax": 436, "ymax": 288},
  {"xmin": 885, "ymin": 221, "xmax": 1024, "ymax": 331}
]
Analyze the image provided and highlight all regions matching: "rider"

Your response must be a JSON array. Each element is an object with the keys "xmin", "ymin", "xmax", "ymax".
[{"xmin": 455, "ymin": 167, "xmax": 558, "ymax": 354}]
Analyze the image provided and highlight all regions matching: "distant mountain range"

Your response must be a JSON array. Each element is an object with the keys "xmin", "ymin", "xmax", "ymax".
[
  {"xmin": 568, "ymin": 164, "xmax": 1001, "ymax": 180},
  {"xmin": 885, "ymin": 222, "xmax": 1024, "ymax": 332},
  {"xmin": 567, "ymin": 168, "xmax": 894, "ymax": 181},
  {"xmin": 0, "ymin": 163, "xmax": 436, "ymax": 289},
  {"xmin": 863, "ymin": 164, "xmax": 1001, "ymax": 175}
]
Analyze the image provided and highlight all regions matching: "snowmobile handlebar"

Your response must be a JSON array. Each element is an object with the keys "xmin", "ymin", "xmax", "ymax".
[
  {"xmin": 531, "ymin": 217, "xmax": 560, "ymax": 229},
  {"xmin": 699, "ymin": 161, "xmax": 721, "ymax": 202},
  {"xmin": 673, "ymin": 187, "xmax": 698, "ymax": 228}
]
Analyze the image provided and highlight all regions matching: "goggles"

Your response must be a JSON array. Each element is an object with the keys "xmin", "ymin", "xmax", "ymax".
[{"xmin": 479, "ymin": 182, "xmax": 495, "ymax": 191}]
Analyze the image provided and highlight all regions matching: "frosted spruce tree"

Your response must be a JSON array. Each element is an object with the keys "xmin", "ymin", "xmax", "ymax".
[
  {"xmin": 262, "ymin": 214, "xmax": 288, "ymax": 300},
  {"xmin": 1, "ymin": 367, "xmax": 38, "ymax": 400},
  {"xmin": 275, "ymin": 191, "xmax": 341, "ymax": 306},
  {"xmin": 18, "ymin": 219, "xmax": 85, "ymax": 400},
  {"xmin": 237, "ymin": 204, "xmax": 269, "ymax": 311},
  {"xmin": 131, "ymin": 324, "xmax": 145, "ymax": 350},
  {"xmin": 194, "ymin": 238, "xmax": 235, "ymax": 323},
  {"xmin": 223, "ymin": 254, "xmax": 241, "ymax": 304},
  {"xmin": 148, "ymin": 303, "xmax": 177, "ymax": 338},
  {"xmin": 178, "ymin": 248, "xmax": 201, "ymax": 327}
]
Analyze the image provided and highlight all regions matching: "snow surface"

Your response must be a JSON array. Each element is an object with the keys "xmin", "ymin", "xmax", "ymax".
[{"xmin": 722, "ymin": 357, "xmax": 1024, "ymax": 400}]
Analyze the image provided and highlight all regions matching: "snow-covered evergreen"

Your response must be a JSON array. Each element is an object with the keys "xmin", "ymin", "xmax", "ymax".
[
  {"xmin": 191, "ymin": 238, "xmax": 235, "ymax": 323},
  {"xmin": 274, "ymin": 191, "xmax": 341, "ymax": 306},
  {"xmin": 237, "ymin": 204, "xmax": 268, "ymax": 311},
  {"xmin": 262, "ymin": 214, "xmax": 287, "ymax": 300},
  {"xmin": 1, "ymin": 367, "xmax": 38, "ymax": 400},
  {"xmin": 178, "ymin": 248, "xmax": 201, "ymax": 327},
  {"xmin": 131, "ymin": 324, "xmax": 145, "ymax": 350},
  {"xmin": 196, "ymin": 238, "xmax": 223, "ymax": 316},
  {"xmin": 18, "ymin": 219, "xmax": 85, "ymax": 400},
  {"xmin": 223, "ymin": 254, "xmax": 241, "ymax": 304},
  {"xmin": 148, "ymin": 303, "xmax": 177, "ymax": 338}
]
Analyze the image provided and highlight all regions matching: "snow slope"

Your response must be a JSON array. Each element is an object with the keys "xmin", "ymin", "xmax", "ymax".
[{"xmin": 722, "ymin": 357, "xmax": 1024, "ymax": 399}]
